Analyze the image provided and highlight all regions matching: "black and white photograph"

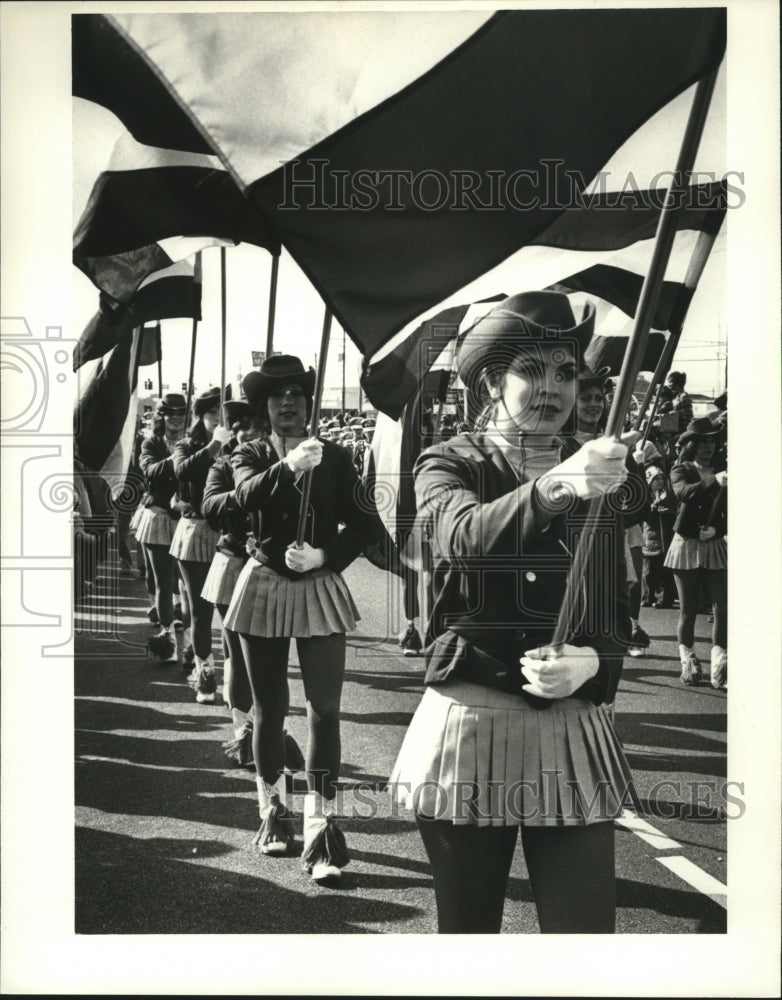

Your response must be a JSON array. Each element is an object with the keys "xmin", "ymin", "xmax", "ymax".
[{"xmin": 1, "ymin": 1, "xmax": 780, "ymax": 995}]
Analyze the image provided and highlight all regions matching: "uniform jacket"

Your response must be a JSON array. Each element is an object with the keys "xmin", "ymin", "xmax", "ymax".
[
  {"xmin": 414, "ymin": 433, "xmax": 629, "ymax": 708},
  {"xmin": 139, "ymin": 435, "xmax": 179, "ymax": 511},
  {"xmin": 172, "ymin": 437, "xmax": 217, "ymax": 519},
  {"xmin": 642, "ymin": 484, "xmax": 676, "ymax": 555},
  {"xmin": 202, "ymin": 441, "xmax": 250, "ymax": 559},
  {"xmin": 231, "ymin": 437, "xmax": 373, "ymax": 579},
  {"xmin": 669, "ymin": 461, "xmax": 727, "ymax": 539}
]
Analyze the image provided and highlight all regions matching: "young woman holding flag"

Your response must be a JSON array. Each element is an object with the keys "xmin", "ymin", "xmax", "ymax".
[{"xmin": 389, "ymin": 292, "xmax": 638, "ymax": 934}]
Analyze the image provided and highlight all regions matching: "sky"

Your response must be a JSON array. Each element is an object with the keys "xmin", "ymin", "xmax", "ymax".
[{"xmin": 72, "ymin": 20, "xmax": 729, "ymax": 400}]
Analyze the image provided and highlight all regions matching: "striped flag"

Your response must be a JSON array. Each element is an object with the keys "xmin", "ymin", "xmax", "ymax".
[
  {"xmin": 74, "ymin": 258, "xmax": 203, "ymax": 370},
  {"xmin": 72, "ymin": 8, "xmax": 725, "ymax": 354}
]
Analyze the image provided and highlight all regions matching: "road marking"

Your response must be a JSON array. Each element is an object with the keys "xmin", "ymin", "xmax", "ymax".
[
  {"xmin": 657, "ymin": 856, "xmax": 728, "ymax": 909},
  {"xmin": 615, "ymin": 808, "xmax": 681, "ymax": 850}
]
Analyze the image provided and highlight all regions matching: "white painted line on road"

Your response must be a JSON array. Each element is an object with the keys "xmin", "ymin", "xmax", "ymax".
[
  {"xmin": 615, "ymin": 808, "xmax": 681, "ymax": 850},
  {"xmin": 657, "ymin": 856, "xmax": 728, "ymax": 910}
]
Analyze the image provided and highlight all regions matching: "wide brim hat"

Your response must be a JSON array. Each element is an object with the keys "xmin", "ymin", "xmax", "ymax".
[
  {"xmin": 156, "ymin": 392, "xmax": 187, "ymax": 416},
  {"xmin": 455, "ymin": 291, "xmax": 595, "ymax": 394},
  {"xmin": 578, "ymin": 365, "xmax": 612, "ymax": 389},
  {"xmin": 242, "ymin": 354, "xmax": 316, "ymax": 410},
  {"xmin": 223, "ymin": 399, "xmax": 254, "ymax": 425},
  {"xmin": 678, "ymin": 416, "xmax": 722, "ymax": 445},
  {"xmin": 193, "ymin": 386, "xmax": 222, "ymax": 417}
]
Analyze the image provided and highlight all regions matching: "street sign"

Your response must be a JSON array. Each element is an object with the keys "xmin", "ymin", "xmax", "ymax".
[{"xmin": 251, "ymin": 351, "xmax": 265, "ymax": 367}]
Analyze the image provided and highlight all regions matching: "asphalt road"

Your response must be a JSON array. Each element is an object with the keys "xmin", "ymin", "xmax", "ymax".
[{"xmin": 75, "ymin": 545, "xmax": 728, "ymax": 935}]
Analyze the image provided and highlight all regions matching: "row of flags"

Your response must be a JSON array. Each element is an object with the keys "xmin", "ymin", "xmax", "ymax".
[{"xmin": 72, "ymin": 9, "xmax": 726, "ymax": 553}]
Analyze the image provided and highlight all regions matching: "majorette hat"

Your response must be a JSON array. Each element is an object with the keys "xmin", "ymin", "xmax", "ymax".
[
  {"xmin": 193, "ymin": 386, "xmax": 222, "ymax": 417},
  {"xmin": 156, "ymin": 392, "xmax": 187, "ymax": 416},
  {"xmin": 677, "ymin": 416, "xmax": 722, "ymax": 446},
  {"xmin": 241, "ymin": 354, "xmax": 316, "ymax": 410},
  {"xmin": 578, "ymin": 365, "xmax": 612, "ymax": 389},
  {"xmin": 455, "ymin": 291, "xmax": 594, "ymax": 395},
  {"xmin": 223, "ymin": 399, "xmax": 254, "ymax": 425}
]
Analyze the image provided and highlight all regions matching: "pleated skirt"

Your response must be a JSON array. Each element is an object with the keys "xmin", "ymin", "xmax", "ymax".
[
  {"xmin": 389, "ymin": 681, "xmax": 639, "ymax": 827},
  {"xmin": 664, "ymin": 533, "xmax": 728, "ymax": 571},
  {"xmin": 169, "ymin": 516, "xmax": 219, "ymax": 563},
  {"xmin": 135, "ymin": 506, "xmax": 177, "ymax": 547},
  {"xmin": 129, "ymin": 503, "xmax": 145, "ymax": 532},
  {"xmin": 223, "ymin": 560, "xmax": 359, "ymax": 638},
  {"xmin": 201, "ymin": 551, "xmax": 246, "ymax": 606}
]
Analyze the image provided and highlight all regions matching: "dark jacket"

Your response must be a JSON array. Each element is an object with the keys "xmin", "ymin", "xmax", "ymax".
[
  {"xmin": 642, "ymin": 483, "xmax": 676, "ymax": 555},
  {"xmin": 202, "ymin": 442, "xmax": 250, "ymax": 560},
  {"xmin": 414, "ymin": 433, "xmax": 629, "ymax": 708},
  {"xmin": 669, "ymin": 462, "xmax": 727, "ymax": 540},
  {"xmin": 172, "ymin": 436, "xmax": 217, "ymax": 519},
  {"xmin": 231, "ymin": 438, "xmax": 373, "ymax": 579},
  {"xmin": 139, "ymin": 435, "xmax": 179, "ymax": 511}
]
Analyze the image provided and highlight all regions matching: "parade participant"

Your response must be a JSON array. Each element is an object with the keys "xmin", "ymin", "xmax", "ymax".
[
  {"xmin": 389, "ymin": 291, "xmax": 637, "ymax": 934},
  {"xmin": 201, "ymin": 402, "xmax": 259, "ymax": 754},
  {"xmin": 225, "ymin": 356, "xmax": 373, "ymax": 882},
  {"xmin": 641, "ymin": 465, "xmax": 677, "ymax": 609},
  {"xmin": 664, "ymin": 370, "xmax": 694, "ymax": 432},
  {"xmin": 171, "ymin": 388, "xmax": 231, "ymax": 701},
  {"xmin": 664, "ymin": 418, "xmax": 727, "ymax": 688},
  {"xmin": 135, "ymin": 393, "xmax": 188, "ymax": 663}
]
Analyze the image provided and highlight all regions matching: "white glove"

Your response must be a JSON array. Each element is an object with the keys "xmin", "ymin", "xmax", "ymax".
[
  {"xmin": 285, "ymin": 542, "xmax": 326, "ymax": 573},
  {"xmin": 520, "ymin": 644, "xmax": 599, "ymax": 700},
  {"xmin": 212, "ymin": 425, "xmax": 232, "ymax": 446},
  {"xmin": 715, "ymin": 471, "xmax": 727, "ymax": 487},
  {"xmin": 284, "ymin": 438, "xmax": 323, "ymax": 473},
  {"xmin": 538, "ymin": 438, "xmax": 628, "ymax": 504}
]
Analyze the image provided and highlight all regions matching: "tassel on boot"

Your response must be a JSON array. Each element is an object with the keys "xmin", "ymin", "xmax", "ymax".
[
  {"xmin": 679, "ymin": 645, "xmax": 700, "ymax": 686},
  {"xmin": 252, "ymin": 775, "xmax": 294, "ymax": 856},
  {"xmin": 192, "ymin": 654, "xmax": 217, "ymax": 703},
  {"xmin": 284, "ymin": 730, "xmax": 305, "ymax": 773},
  {"xmin": 711, "ymin": 646, "xmax": 727, "ymax": 690},
  {"xmin": 147, "ymin": 624, "xmax": 177, "ymax": 663},
  {"xmin": 222, "ymin": 711, "xmax": 254, "ymax": 767},
  {"xmin": 302, "ymin": 792, "xmax": 349, "ymax": 884}
]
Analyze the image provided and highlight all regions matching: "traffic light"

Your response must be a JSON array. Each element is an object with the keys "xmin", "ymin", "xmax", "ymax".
[{"xmin": 144, "ymin": 378, "xmax": 153, "ymax": 391}]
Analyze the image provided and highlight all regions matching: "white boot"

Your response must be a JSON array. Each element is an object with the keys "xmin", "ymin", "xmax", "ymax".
[
  {"xmin": 148, "ymin": 624, "xmax": 177, "ymax": 663},
  {"xmin": 193, "ymin": 653, "xmax": 217, "ymax": 703},
  {"xmin": 253, "ymin": 774, "xmax": 293, "ymax": 855},
  {"xmin": 711, "ymin": 646, "xmax": 727, "ymax": 690},
  {"xmin": 679, "ymin": 645, "xmax": 700, "ymax": 686},
  {"xmin": 302, "ymin": 791, "xmax": 349, "ymax": 884},
  {"xmin": 222, "ymin": 657, "xmax": 233, "ymax": 709},
  {"xmin": 221, "ymin": 708, "xmax": 254, "ymax": 767}
]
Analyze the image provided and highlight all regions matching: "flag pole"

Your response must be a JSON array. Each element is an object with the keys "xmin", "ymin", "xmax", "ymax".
[
  {"xmin": 220, "ymin": 246, "xmax": 227, "ymax": 426},
  {"xmin": 551, "ymin": 65, "xmax": 720, "ymax": 649},
  {"xmin": 156, "ymin": 323, "xmax": 163, "ymax": 397},
  {"xmin": 185, "ymin": 251, "xmax": 203, "ymax": 421},
  {"xmin": 266, "ymin": 253, "xmax": 279, "ymax": 358},
  {"xmin": 633, "ymin": 226, "xmax": 722, "ymax": 430},
  {"xmin": 296, "ymin": 307, "xmax": 332, "ymax": 546}
]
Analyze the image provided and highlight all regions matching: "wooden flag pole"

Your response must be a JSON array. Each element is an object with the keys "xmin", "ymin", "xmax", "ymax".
[
  {"xmin": 220, "ymin": 247, "xmax": 228, "ymax": 426},
  {"xmin": 551, "ymin": 65, "xmax": 720, "ymax": 650},
  {"xmin": 156, "ymin": 323, "xmax": 163, "ymax": 397},
  {"xmin": 633, "ymin": 226, "xmax": 722, "ymax": 431},
  {"xmin": 295, "ymin": 308, "xmax": 332, "ymax": 546},
  {"xmin": 266, "ymin": 253, "xmax": 279, "ymax": 358}
]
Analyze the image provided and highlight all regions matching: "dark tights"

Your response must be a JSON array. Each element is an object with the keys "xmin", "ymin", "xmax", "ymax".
[
  {"xmin": 177, "ymin": 560, "xmax": 214, "ymax": 659},
  {"xmin": 627, "ymin": 544, "xmax": 643, "ymax": 620},
  {"xmin": 215, "ymin": 603, "xmax": 252, "ymax": 715},
  {"xmin": 416, "ymin": 817, "xmax": 616, "ymax": 934},
  {"xmin": 673, "ymin": 567, "xmax": 727, "ymax": 648},
  {"xmin": 238, "ymin": 633, "xmax": 345, "ymax": 799},
  {"xmin": 144, "ymin": 543, "xmax": 176, "ymax": 628}
]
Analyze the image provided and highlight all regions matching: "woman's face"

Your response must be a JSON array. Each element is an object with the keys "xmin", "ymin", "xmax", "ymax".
[
  {"xmin": 236, "ymin": 422, "xmax": 260, "ymax": 445},
  {"xmin": 267, "ymin": 382, "xmax": 308, "ymax": 436},
  {"xmin": 164, "ymin": 412, "xmax": 185, "ymax": 435},
  {"xmin": 497, "ymin": 344, "xmax": 578, "ymax": 436},
  {"xmin": 576, "ymin": 386, "xmax": 605, "ymax": 428},
  {"xmin": 694, "ymin": 438, "xmax": 716, "ymax": 464},
  {"xmin": 201, "ymin": 406, "xmax": 221, "ymax": 433}
]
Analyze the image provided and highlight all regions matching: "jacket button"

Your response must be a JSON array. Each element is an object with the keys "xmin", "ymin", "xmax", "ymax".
[
  {"xmin": 525, "ymin": 571, "xmax": 537, "ymax": 582},
  {"xmin": 281, "ymin": 513, "xmax": 287, "ymax": 520}
]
